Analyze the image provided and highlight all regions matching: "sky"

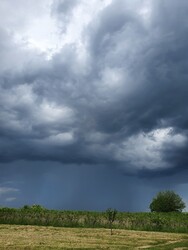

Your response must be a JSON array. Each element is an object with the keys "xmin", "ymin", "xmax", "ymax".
[{"xmin": 0, "ymin": 0, "xmax": 188, "ymax": 211}]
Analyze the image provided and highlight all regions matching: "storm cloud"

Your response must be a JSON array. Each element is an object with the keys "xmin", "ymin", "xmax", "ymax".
[{"xmin": 0, "ymin": 0, "xmax": 188, "ymax": 210}]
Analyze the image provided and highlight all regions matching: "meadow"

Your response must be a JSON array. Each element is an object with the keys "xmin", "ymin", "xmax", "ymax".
[
  {"xmin": 0, "ymin": 207, "xmax": 188, "ymax": 233},
  {"xmin": 0, "ymin": 224, "xmax": 188, "ymax": 249}
]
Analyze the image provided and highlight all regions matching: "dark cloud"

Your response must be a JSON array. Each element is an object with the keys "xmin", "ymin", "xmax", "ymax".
[{"xmin": 0, "ymin": 0, "xmax": 188, "ymax": 210}]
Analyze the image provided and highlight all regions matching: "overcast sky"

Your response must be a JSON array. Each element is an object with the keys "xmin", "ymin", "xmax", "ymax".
[{"xmin": 0, "ymin": 0, "xmax": 188, "ymax": 211}]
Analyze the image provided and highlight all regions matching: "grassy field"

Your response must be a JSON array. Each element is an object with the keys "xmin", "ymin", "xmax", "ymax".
[
  {"xmin": 1, "ymin": 207, "xmax": 188, "ymax": 233},
  {"xmin": 0, "ymin": 224, "xmax": 188, "ymax": 249}
]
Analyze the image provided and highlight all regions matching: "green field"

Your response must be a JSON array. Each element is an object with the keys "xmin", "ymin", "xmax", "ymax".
[
  {"xmin": 0, "ymin": 224, "xmax": 188, "ymax": 249},
  {"xmin": 0, "ymin": 207, "xmax": 188, "ymax": 233}
]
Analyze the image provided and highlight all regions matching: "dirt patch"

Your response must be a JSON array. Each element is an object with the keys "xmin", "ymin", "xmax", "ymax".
[
  {"xmin": 174, "ymin": 248, "xmax": 188, "ymax": 250},
  {"xmin": 138, "ymin": 246, "xmax": 152, "ymax": 249}
]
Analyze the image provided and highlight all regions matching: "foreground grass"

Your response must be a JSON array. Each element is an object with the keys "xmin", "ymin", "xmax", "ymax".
[{"xmin": 0, "ymin": 225, "xmax": 188, "ymax": 249}]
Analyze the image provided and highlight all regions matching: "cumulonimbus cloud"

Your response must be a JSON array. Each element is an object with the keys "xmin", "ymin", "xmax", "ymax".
[{"xmin": 0, "ymin": 0, "xmax": 188, "ymax": 179}]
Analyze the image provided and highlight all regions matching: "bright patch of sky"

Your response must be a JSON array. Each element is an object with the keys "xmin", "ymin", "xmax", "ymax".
[
  {"xmin": 117, "ymin": 128, "xmax": 186, "ymax": 171},
  {"xmin": 10, "ymin": 0, "xmax": 113, "ymax": 59}
]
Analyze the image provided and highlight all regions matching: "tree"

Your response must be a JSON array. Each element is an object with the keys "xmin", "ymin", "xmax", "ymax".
[
  {"xmin": 150, "ymin": 190, "xmax": 186, "ymax": 212},
  {"xmin": 105, "ymin": 208, "xmax": 117, "ymax": 235}
]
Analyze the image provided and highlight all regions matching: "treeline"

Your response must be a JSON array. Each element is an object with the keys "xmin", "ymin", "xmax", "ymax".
[{"xmin": 0, "ymin": 205, "xmax": 188, "ymax": 233}]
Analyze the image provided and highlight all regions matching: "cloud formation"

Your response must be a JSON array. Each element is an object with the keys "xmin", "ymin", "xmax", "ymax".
[{"xmin": 0, "ymin": 0, "xmax": 188, "ymax": 210}]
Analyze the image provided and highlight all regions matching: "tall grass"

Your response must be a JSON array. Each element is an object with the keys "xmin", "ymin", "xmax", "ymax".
[{"xmin": 0, "ymin": 207, "xmax": 187, "ymax": 233}]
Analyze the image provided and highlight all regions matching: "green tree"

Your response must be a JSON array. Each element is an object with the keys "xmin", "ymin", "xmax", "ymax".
[
  {"xmin": 22, "ymin": 205, "xmax": 31, "ymax": 210},
  {"xmin": 150, "ymin": 191, "xmax": 186, "ymax": 212},
  {"xmin": 105, "ymin": 208, "xmax": 117, "ymax": 235}
]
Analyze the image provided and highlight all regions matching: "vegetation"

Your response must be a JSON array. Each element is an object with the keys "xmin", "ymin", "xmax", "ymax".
[
  {"xmin": 0, "ymin": 224, "xmax": 188, "ymax": 249},
  {"xmin": 105, "ymin": 208, "xmax": 117, "ymax": 235},
  {"xmin": 0, "ymin": 206, "xmax": 188, "ymax": 233},
  {"xmin": 150, "ymin": 190, "xmax": 186, "ymax": 212}
]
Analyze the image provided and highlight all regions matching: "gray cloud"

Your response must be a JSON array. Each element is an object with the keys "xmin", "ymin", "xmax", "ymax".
[
  {"xmin": 0, "ymin": 0, "xmax": 188, "ymax": 210},
  {"xmin": 51, "ymin": 0, "xmax": 79, "ymax": 31},
  {"xmin": 52, "ymin": 0, "xmax": 78, "ymax": 15}
]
